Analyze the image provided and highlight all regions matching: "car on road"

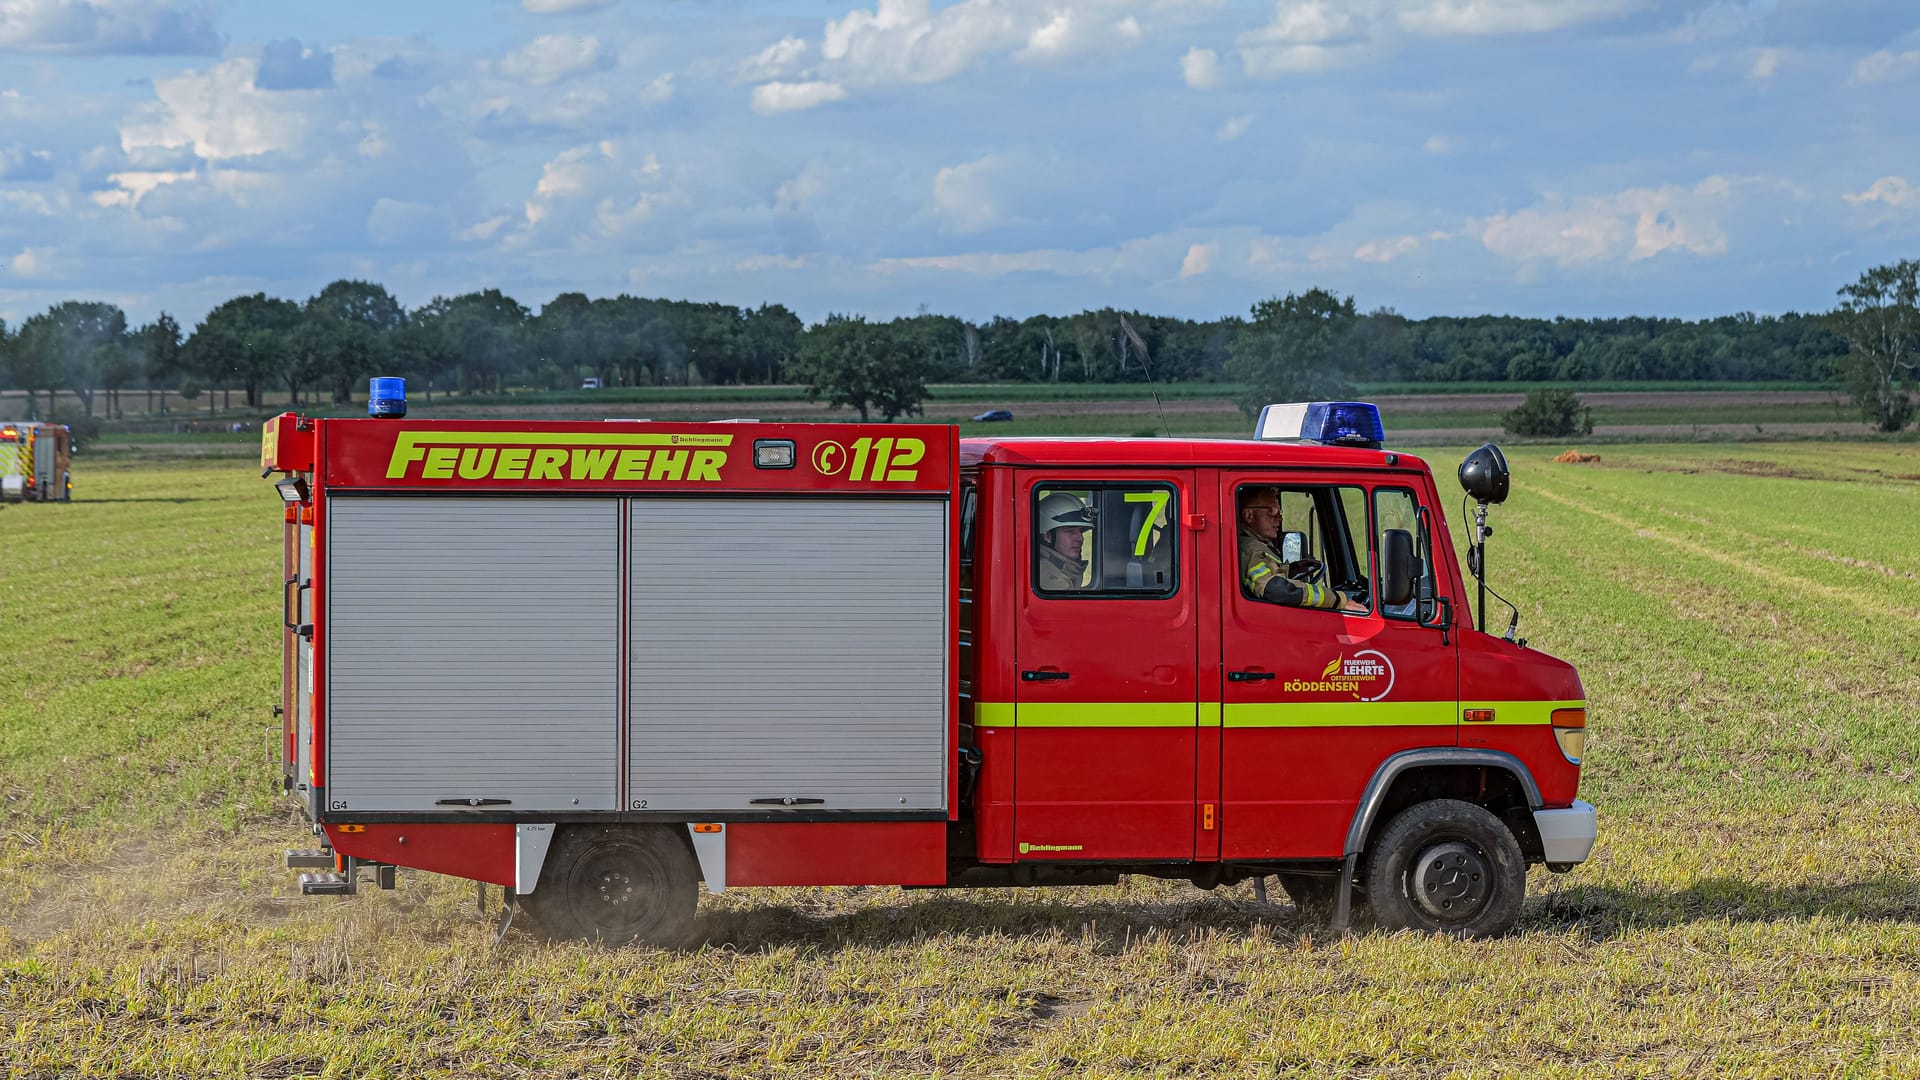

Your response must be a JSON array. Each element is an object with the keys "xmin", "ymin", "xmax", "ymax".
[
  {"xmin": 580, "ymin": 377, "xmax": 602, "ymax": 390},
  {"xmin": 971, "ymin": 409, "xmax": 1013, "ymax": 422}
]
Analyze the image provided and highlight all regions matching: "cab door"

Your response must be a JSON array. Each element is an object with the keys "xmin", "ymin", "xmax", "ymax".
[
  {"xmin": 1216, "ymin": 473, "xmax": 1458, "ymax": 860},
  {"xmin": 1013, "ymin": 470, "xmax": 1198, "ymax": 860}
]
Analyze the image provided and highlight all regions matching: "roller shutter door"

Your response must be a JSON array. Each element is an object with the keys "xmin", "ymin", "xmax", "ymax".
[
  {"xmin": 627, "ymin": 498, "xmax": 948, "ymax": 812},
  {"xmin": 326, "ymin": 497, "xmax": 620, "ymax": 812}
]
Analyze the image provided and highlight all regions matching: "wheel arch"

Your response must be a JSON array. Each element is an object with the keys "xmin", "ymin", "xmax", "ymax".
[{"xmin": 1344, "ymin": 749, "xmax": 1543, "ymax": 861}]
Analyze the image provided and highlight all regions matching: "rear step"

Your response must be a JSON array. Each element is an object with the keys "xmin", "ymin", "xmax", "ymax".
[
  {"xmin": 284, "ymin": 849, "xmax": 334, "ymax": 869},
  {"xmin": 298, "ymin": 872, "xmax": 353, "ymax": 896}
]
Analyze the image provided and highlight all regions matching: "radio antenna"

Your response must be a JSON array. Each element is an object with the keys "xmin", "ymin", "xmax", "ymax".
[{"xmin": 1119, "ymin": 313, "xmax": 1170, "ymax": 439}]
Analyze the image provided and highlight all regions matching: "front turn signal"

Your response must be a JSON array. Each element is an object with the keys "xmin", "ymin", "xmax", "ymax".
[{"xmin": 1551, "ymin": 707, "xmax": 1586, "ymax": 765}]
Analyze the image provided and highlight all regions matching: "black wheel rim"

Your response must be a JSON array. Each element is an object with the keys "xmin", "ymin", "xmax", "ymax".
[{"xmin": 1408, "ymin": 839, "xmax": 1490, "ymax": 921}]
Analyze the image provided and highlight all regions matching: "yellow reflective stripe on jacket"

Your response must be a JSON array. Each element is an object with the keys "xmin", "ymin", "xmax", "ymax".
[{"xmin": 973, "ymin": 700, "xmax": 1583, "ymax": 729}]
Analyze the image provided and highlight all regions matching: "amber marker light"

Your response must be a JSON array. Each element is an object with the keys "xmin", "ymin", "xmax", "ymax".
[{"xmin": 1551, "ymin": 707, "xmax": 1587, "ymax": 765}]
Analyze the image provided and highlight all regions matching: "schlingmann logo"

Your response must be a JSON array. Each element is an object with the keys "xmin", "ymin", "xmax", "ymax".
[
  {"xmin": 1284, "ymin": 649, "xmax": 1395, "ymax": 701},
  {"xmin": 386, "ymin": 431, "xmax": 733, "ymax": 483}
]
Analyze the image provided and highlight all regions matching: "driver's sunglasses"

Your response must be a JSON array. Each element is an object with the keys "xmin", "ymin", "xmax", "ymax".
[{"xmin": 1250, "ymin": 506, "xmax": 1281, "ymax": 517}]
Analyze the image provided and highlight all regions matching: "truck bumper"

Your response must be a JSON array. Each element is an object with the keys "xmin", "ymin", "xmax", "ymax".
[{"xmin": 1532, "ymin": 800, "xmax": 1597, "ymax": 866}]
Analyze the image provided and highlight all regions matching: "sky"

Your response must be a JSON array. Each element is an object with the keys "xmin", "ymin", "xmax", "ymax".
[{"xmin": 0, "ymin": 0, "xmax": 1916, "ymax": 331}]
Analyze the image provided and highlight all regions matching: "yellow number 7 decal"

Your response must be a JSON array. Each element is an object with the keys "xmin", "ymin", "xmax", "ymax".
[{"xmin": 1122, "ymin": 490, "xmax": 1171, "ymax": 555}]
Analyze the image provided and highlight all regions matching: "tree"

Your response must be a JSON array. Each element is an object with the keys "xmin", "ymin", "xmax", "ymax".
[
  {"xmin": 1224, "ymin": 288, "xmax": 1360, "ymax": 418},
  {"xmin": 788, "ymin": 315, "xmax": 930, "ymax": 422},
  {"xmin": 13, "ymin": 301, "xmax": 128, "ymax": 417},
  {"xmin": 186, "ymin": 294, "xmax": 303, "ymax": 409},
  {"xmin": 1502, "ymin": 388, "xmax": 1594, "ymax": 437},
  {"xmin": 307, "ymin": 280, "xmax": 405, "ymax": 405},
  {"xmin": 136, "ymin": 313, "xmax": 183, "ymax": 414},
  {"xmin": 1830, "ymin": 260, "xmax": 1920, "ymax": 432}
]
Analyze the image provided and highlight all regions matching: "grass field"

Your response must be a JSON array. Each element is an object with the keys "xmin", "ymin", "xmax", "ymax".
[{"xmin": 4, "ymin": 441, "xmax": 1920, "ymax": 1077}]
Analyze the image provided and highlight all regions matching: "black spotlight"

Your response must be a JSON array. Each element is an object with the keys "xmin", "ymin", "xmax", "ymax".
[{"xmin": 1458, "ymin": 443, "xmax": 1510, "ymax": 505}]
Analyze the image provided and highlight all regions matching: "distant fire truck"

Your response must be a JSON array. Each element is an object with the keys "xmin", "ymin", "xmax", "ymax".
[
  {"xmin": 261, "ymin": 393, "xmax": 1594, "ymax": 942},
  {"xmin": 0, "ymin": 422, "xmax": 72, "ymax": 503}
]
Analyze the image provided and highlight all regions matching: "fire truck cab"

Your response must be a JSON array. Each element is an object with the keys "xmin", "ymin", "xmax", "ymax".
[
  {"xmin": 0, "ymin": 422, "xmax": 72, "ymax": 503},
  {"xmin": 263, "ymin": 397, "xmax": 1594, "ymax": 943}
]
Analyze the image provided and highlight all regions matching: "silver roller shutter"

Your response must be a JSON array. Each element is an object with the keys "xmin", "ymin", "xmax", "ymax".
[
  {"xmin": 326, "ymin": 497, "xmax": 620, "ymax": 812},
  {"xmin": 627, "ymin": 498, "xmax": 948, "ymax": 812}
]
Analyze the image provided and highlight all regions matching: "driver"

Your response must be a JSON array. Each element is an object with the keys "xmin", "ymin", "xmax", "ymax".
[{"xmin": 1237, "ymin": 486, "xmax": 1366, "ymax": 612}]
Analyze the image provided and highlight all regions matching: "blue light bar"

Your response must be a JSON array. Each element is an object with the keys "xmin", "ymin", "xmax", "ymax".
[
  {"xmin": 1254, "ymin": 401, "xmax": 1385, "ymax": 448},
  {"xmin": 368, "ymin": 376, "xmax": 407, "ymax": 419}
]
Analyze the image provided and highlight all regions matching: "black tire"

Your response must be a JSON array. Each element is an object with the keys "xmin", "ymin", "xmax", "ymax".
[
  {"xmin": 1366, "ymin": 799, "xmax": 1526, "ymax": 939},
  {"xmin": 517, "ymin": 825, "xmax": 699, "ymax": 946}
]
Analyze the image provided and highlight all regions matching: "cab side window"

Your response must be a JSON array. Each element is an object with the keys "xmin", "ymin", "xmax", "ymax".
[
  {"xmin": 1235, "ymin": 483, "xmax": 1371, "ymax": 613},
  {"xmin": 1374, "ymin": 487, "xmax": 1437, "ymax": 621},
  {"xmin": 1032, "ymin": 483, "xmax": 1177, "ymax": 598}
]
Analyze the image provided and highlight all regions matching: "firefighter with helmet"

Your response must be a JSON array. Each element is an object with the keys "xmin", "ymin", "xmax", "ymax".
[{"xmin": 1036, "ymin": 491, "xmax": 1092, "ymax": 590}]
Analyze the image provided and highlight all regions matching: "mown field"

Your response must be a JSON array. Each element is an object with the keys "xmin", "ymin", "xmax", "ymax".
[{"xmin": 3, "ymin": 440, "xmax": 1919, "ymax": 1077}]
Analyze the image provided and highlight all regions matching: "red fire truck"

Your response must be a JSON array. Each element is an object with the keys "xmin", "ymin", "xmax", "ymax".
[
  {"xmin": 261, "ymin": 398, "xmax": 1594, "ymax": 942},
  {"xmin": 0, "ymin": 421, "xmax": 72, "ymax": 502}
]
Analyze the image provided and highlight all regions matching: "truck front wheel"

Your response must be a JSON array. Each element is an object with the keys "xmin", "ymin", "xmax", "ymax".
[
  {"xmin": 518, "ymin": 825, "xmax": 699, "ymax": 946},
  {"xmin": 1366, "ymin": 799, "xmax": 1525, "ymax": 938}
]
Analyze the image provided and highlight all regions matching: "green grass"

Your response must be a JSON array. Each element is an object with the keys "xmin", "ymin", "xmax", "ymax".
[{"xmin": 5, "ymin": 445, "xmax": 1920, "ymax": 1076}]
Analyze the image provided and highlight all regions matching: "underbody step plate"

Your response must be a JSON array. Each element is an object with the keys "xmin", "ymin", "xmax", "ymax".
[
  {"xmin": 284, "ymin": 849, "xmax": 334, "ymax": 869},
  {"xmin": 298, "ymin": 872, "xmax": 353, "ymax": 896}
]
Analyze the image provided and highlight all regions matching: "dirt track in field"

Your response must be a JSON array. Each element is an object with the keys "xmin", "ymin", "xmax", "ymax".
[{"xmin": 418, "ymin": 388, "xmax": 1851, "ymax": 422}]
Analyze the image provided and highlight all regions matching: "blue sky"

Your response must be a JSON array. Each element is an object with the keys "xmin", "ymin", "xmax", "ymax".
[{"xmin": 0, "ymin": 0, "xmax": 1916, "ymax": 331}]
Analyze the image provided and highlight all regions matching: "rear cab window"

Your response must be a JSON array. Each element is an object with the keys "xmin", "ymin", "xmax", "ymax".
[{"xmin": 1031, "ymin": 483, "xmax": 1178, "ymax": 598}]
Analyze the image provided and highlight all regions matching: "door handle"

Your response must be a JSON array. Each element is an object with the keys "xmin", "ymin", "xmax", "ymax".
[
  {"xmin": 1228, "ymin": 670, "xmax": 1276, "ymax": 682},
  {"xmin": 1021, "ymin": 670, "xmax": 1070, "ymax": 682}
]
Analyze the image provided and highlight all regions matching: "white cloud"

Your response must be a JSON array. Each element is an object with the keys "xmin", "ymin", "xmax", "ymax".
[
  {"xmin": 1354, "ymin": 235, "xmax": 1421, "ymax": 262},
  {"xmin": 120, "ymin": 58, "xmax": 308, "ymax": 161},
  {"xmin": 738, "ymin": 36, "xmax": 809, "ymax": 83},
  {"xmin": 1480, "ymin": 178, "xmax": 1736, "ymax": 266},
  {"xmin": 638, "ymin": 73, "xmax": 674, "ymax": 105},
  {"xmin": 0, "ymin": 0, "xmax": 219, "ymax": 55},
  {"xmin": 873, "ymin": 249, "xmax": 1077, "ymax": 276},
  {"xmin": 1238, "ymin": 2, "xmax": 1388, "ymax": 76},
  {"xmin": 1181, "ymin": 46, "xmax": 1222, "ymax": 89},
  {"xmin": 800, "ymin": 0, "xmax": 1154, "ymax": 96},
  {"xmin": 1852, "ymin": 49, "xmax": 1920, "ymax": 84},
  {"xmin": 520, "ymin": 140, "xmax": 678, "ymax": 240},
  {"xmin": 90, "ymin": 168, "xmax": 193, "ymax": 207},
  {"xmin": 1423, "ymin": 133, "xmax": 1459, "ymax": 154},
  {"xmin": 1747, "ymin": 47, "xmax": 1784, "ymax": 81},
  {"xmin": 1396, "ymin": 0, "xmax": 1641, "ymax": 36},
  {"xmin": 932, "ymin": 155, "xmax": 1007, "ymax": 233},
  {"xmin": 1216, "ymin": 113, "xmax": 1254, "ymax": 141},
  {"xmin": 776, "ymin": 166, "xmax": 826, "ymax": 212},
  {"xmin": 498, "ymin": 34, "xmax": 608, "ymax": 85},
  {"xmin": 521, "ymin": 0, "xmax": 616, "ymax": 12},
  {"xmin": 8, "ymin": 246, "xmax": 54, "ymax": 277},
  {"xmin": 1180, "ymin": 242, "xmax": 1214, "ymax": 277},
  {"xmin": 1843, "ymin": 176, "xmax": 1918, "ymax": 210},
  {"xmin": 1016, "ymin": 9, "xmax": 1141, "ymax": 63},
  {"xmin": 750, "ymin": 80, "xmax": 847, "ymax": 114},
  {"xmin": 1238, "ymin": 0, "xmax": 1641, "ymax": 76}
]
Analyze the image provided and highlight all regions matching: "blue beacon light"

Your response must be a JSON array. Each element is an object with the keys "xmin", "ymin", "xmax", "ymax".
[
  {"xmin": 369, "ymin": 377, "xmax": 407, "ymax": 419},
  {"xmin": 1254, "ymin": 401, "xmax": 1386, "ymax": 449}
]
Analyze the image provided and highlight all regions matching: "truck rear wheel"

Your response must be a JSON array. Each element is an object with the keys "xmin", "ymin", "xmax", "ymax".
[
  {"xmin": 1366, "ymin": 799, "xmax": 1525, "ymax": 939},
  {"xmin": 518, "ymin": 825, "xmax": 698, "ymax": 947}
]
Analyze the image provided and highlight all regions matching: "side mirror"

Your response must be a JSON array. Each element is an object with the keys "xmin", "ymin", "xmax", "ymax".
[
  {"xmin": 1458, "ymin": 443, "xmax": 1510, "ymax": 505},
  {"xmin": 1280, "ymin": 531, "xmax": 1306, "ymax": 563},
  {"xmin": 1381, "ymin": 529, "xmax": 1415, "ymax": 607}
]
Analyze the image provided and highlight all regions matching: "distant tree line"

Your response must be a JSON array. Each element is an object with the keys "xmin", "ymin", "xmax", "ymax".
[{"xmin": 1, "ymin": 264, "xmax": 1911, "ymax": 429}]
